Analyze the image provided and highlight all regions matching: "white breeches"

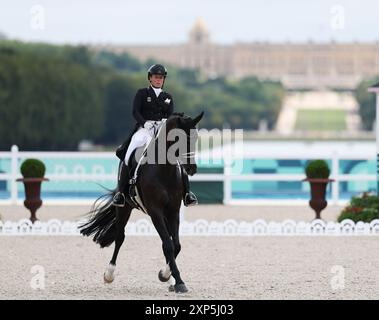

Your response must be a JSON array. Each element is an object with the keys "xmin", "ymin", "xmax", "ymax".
[{"xmin": 124, "ymin": 121, "xmax": 162, "ymax": 164}]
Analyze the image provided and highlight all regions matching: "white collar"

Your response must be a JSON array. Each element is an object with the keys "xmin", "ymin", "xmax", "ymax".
[{"xmin": 151, "ymin": 86, "xmax": 162, "ymax": 97}]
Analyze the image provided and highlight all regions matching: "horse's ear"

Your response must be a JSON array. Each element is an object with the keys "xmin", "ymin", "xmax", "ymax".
[{"xmin": 191, "ymin": 111, "xmax": 204, "ymax": 126}]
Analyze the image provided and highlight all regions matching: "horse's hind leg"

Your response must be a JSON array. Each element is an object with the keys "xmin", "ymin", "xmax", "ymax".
[
  {"xmin": 151, "ymin": 214, "xmax": 188, "ymax": 293},
  {"xmin": 104, "ymin": 205, "xmax": 132, "ymax": 283}
]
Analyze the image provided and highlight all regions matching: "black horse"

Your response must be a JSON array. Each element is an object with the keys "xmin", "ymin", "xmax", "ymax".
[{"xmin": 79, "ymin": 112, "xmax": 204, "ymax": 293}]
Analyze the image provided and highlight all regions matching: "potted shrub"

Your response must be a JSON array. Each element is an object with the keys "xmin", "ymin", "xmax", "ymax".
[
  {"xmin": 338, "ymin": 192, "xmax": 379, "ymax": 223},
  {"xmin": 16, "ymin": 158, "xmax": 49, "ymax": 223},
  {"xmin": 303, "ymin": 159, "xmax": 334, "ymax": 220}
]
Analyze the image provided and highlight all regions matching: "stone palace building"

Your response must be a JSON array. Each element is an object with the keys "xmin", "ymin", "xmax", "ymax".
[{"xmin": 94, "ymin": 18, "xmax": 379, "ymax": 90}]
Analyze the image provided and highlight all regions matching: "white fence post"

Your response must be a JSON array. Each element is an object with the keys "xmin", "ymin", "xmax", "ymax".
[
  {"xmin": 11, "ymin": 145, "xmax": 19, "ymax": 205},
  {"xmin": 223, "ymin": 160, "xmax": 232, "ymax": 205},
  {"xmin": 331, "ymin": 152, "xmax": 339, "ymax": 205}
]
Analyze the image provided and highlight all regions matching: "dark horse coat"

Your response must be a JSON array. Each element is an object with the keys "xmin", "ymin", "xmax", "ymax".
[{"xmin": 80, "ymin": 112, "xmax": 204, "ymax": 294}]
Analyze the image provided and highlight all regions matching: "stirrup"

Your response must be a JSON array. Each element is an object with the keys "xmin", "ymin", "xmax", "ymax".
[
  {"xmin": 184, "ymin": 192, "xmax": 198, "ymax": 207},
  {"xmin": 112, "ymin": 192, "xmax": 126, "ymax": 207},
  {"xmin": 128, "ymin": 176, "xmax": 137, "ymax": 198},
  {"xmin": 129, "ymin": 185, "xmax": 137, "ymax": 198}
]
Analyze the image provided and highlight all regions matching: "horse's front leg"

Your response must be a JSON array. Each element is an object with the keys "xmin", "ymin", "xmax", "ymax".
[
  {"xmin": 159, "ymin": 213, "xmax": 181, "ymax": 290},
  {"xmin": 150, "ymin": 213, "xmax": 188, "ymax": 293},
  {"xmin": 104, "ymin": 205, "xmax": 132, "ymax": 283}
]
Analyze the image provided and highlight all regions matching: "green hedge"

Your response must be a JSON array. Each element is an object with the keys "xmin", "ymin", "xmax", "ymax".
[
  {"xmin": 338, "ymin": 193, "xmax": 379, "ymax": 223},
  {"xmin": 20, "ymin": 158, "xmax": 46, "ymax": 178},
  {"xmin": 305, "ymin": 160, "xmax": 330, "ymax": 179}
]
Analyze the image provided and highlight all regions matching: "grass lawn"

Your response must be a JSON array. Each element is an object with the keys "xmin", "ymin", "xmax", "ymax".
[{"xmin": 295, "ymin": 109, "xmax": 347, "ymax": 131}]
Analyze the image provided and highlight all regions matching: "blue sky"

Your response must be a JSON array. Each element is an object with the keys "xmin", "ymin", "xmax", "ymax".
[{"xmin": 0, "ymin": 0, "xmax": 378, "ymax": 45}]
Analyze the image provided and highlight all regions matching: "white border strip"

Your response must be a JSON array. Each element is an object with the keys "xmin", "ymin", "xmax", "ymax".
[{"xmin": 0, "ymin": 219, "xmax": 378, "ymax": 236}]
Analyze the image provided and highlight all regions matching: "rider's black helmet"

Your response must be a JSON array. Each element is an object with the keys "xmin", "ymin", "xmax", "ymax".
[{"xmin": 148, "ymin": 64, "xmax": 167, "ymax": 79}]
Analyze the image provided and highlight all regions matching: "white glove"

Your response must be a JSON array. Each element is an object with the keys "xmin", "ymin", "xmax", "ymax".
[{"xmin": 144, "ymin": 122, "xmax": 154, "ymax": 130}]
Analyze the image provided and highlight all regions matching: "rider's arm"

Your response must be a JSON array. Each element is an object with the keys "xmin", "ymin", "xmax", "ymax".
[{"xmin": 132, "ymin": 89, "xmax": 146, "ymax": 126}]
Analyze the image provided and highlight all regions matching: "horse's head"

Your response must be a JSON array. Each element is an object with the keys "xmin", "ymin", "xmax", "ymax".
[{"xmin": 166, "ymin": 111, "xmax": 204, "ymax": 176}]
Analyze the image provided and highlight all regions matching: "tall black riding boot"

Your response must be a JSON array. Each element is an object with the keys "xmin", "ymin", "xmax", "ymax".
[
  {"xmin": 113, "ymin": 161, "xmax": 130, "ymax": 207},
  {"xmin": 181, "ymin": 166, "xmax": 198, "ymax": 207}
]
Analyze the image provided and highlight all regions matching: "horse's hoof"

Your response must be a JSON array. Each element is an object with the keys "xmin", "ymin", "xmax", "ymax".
[
  {"xmin": 168, "ymin": 285, "xmax": 175, "ymax": 292},
  {"xmin": 174, "ymin": 283, "xmax": 188, "ymax": 293},
  {"xmin": 104, "ymin": 264, "xmax": 116, "ymax": 284},
  {"xmin": 158, "ymin": 270, "xmax": 171, "ymax": 282},
  {"xmin": 103, "ymin": 272, "xmax": 114, "ymax": 284}
]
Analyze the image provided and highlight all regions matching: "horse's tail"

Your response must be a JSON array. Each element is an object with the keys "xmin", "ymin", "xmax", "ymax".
[{"xmin": 79, "ymin": 189, "xmax": 117, "ymax": 248}]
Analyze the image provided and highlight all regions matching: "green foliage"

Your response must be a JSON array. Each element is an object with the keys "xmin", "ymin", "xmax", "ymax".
[
  {"xmin": 338, "ymin": 193, "xmax": 379, "ymax": 222},
  {"xmin": 0, "ymin": 40, "xmax": 285, "ymax": 149},
  {"xmin": 305, "ymin": 160, "xmax": 330, "ymax": 179},
  {"xmin": 355, "ymin": 77, "xmax": 379, "ymax": 131},
  {"xmin": 94, "ymin": 50, "xmax": 142, "ymax": 72},
  {"xmin": 102, "ymin": 74, "xmax": 144, "ymax": 144},
  {"xmin": 0, "ymin": 41, "xmax": 105, "ymax": 150},
  {"xmin": 295, "ymin": 109, "xmax": 347, "ymax": 131},
  {"xmin": 20, "ymin": 158, "xmax": 46, "ymax": 178}
]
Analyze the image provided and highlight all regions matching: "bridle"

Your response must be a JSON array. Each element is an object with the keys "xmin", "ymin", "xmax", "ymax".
[
  {"xmin": 152, "ymin": 116, "xmax": 198, "ymax": 165},
  {"xmin": 176, "ymin": 124, "xmax": 198, "ymax": 165}
]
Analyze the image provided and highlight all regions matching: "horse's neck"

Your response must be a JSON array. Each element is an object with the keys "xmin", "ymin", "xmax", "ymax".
[
  {"xmin": 144, "ymin": 134, "xmax": 174, "ymax": 171},
  {"xmin": 144, "ymin": 120, "xmax": 181, "ymax": 185},
  {"xmin": 154, "ymin": 120, "xmax": 180, "ymax": 164}
]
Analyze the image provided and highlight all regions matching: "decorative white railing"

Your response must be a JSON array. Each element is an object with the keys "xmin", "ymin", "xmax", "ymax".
[
  {"xmin": 1, "ymin": 219, "xmax": 379, "ymax": 236},
  {"xmin": 0, "ymin": 144, "xmax": 376, "ymax": 205}
]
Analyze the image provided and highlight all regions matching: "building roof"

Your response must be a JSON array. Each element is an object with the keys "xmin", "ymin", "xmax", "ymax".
[
  {"xmin": 189, "ymin": 17, "xmax": 210, "ymax": 44},
  {"xmin": 191, "ymin": 17, "xmax": 209, "ymax": 33}
]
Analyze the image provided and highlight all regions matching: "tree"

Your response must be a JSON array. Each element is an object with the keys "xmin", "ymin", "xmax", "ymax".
[
  {"xmin": 355, "ymin": 77, "xmax": 379, "ymax": 131},
  {"xmin": 94, "ymin": 50, "xmax": 142, "ymax": 72},
  {"xmin": 102, "ymin": 75, "xmax": 140, "ymax": 144},
  {"xmin": 0, "ymin": 46, "xmax": 104, "ymax": 150},
  {"xmin": 0, "ymin": 41, "xmax": 286, "ymax": 149}
]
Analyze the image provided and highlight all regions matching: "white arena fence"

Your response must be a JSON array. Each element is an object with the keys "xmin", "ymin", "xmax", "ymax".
[
  {"xmin": 0, "ymin": 144, "xmax": 377, "ymax": 205},
  {"xmin": 1, "ymin": 218, "xmax": 379, "ymax": 236}
]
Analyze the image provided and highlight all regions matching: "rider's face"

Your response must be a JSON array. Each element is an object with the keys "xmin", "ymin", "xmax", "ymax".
[{"xmin": 150, "ymin": 74, "xmax": 164, "ymax": 88}]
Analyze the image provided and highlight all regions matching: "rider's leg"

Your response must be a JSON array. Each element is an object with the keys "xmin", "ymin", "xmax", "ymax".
[
  {"xmin": 113, "ymin": 127, "xmax": 152, "ymax": 206},
  {"xmin": 113, "ymin": 161, "xmax": 131, "ymax": 207},
  {"xmin": 181, "ymin": 166, "xmax": 198, "ymax": 207},
  {"xmin": 125, "ymin": 128, "xmax": 148, "ymax": 165}
]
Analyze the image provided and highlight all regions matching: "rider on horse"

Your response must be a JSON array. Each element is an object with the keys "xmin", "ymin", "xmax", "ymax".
[{"xmin": 112, "ymin": 64, "xmax": 198, "ymax": 208}]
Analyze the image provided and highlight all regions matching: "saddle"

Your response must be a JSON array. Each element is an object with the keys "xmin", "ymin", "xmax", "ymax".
[{"xmin": 116, "ymin": 124, "xmax": 139, "ymax": 161}]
